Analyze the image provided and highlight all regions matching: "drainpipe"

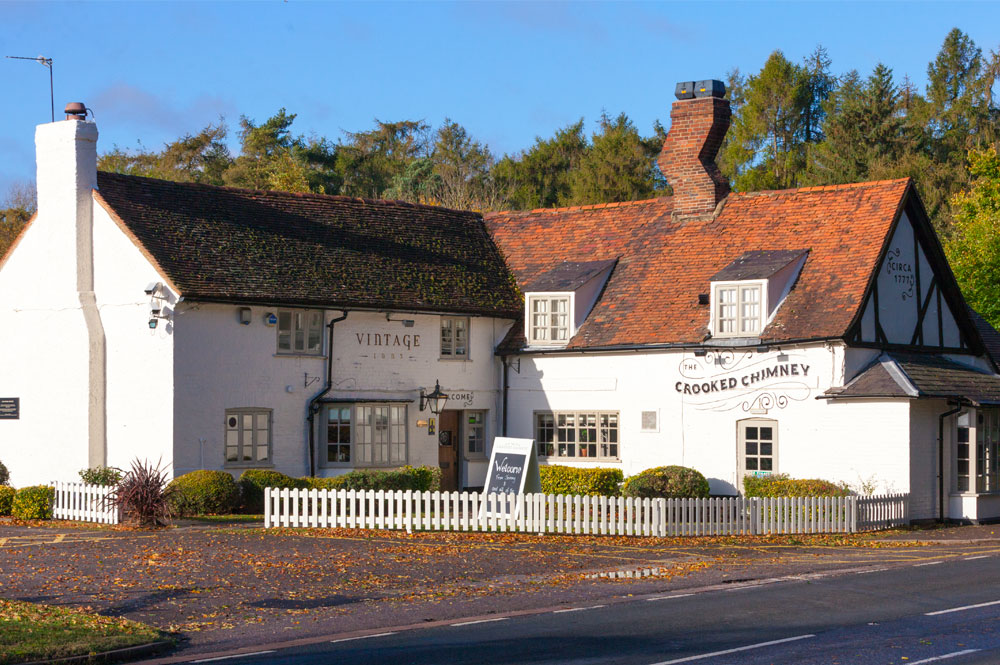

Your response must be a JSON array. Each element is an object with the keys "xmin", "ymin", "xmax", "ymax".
[
  {"xmin": 938, "ymin": 402, "xmax": 964, "ymax": 522},
  {"xmin": 307, "ymin": 311, "xmax": 349, "ymax": 477},
  {"xmin": 501, "ymin": 356, "xmax": 509, "ymax": 437}
]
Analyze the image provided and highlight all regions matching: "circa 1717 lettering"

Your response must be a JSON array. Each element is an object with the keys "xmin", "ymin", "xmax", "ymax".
[{"xmin": 675, "ymin": 363, "xmax": 810, "ymax": 395}]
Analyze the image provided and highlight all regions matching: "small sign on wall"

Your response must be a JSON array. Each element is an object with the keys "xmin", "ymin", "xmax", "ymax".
[{"xmin": 0, "ymin": 398, "xmax": 19, "ymax": 420}]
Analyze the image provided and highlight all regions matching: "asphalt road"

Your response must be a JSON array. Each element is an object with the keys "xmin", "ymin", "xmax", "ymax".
[{"xmin": 179, "ymin": 553, "xmax": 1000, "ymax": 665}]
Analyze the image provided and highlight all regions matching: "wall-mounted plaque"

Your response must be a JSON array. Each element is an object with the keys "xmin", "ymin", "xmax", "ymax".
[{"xmin": 0, "ymin": 398, "xmax": 19, "ymax": 420}]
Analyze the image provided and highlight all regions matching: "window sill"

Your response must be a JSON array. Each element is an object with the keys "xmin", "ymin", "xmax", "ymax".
[
  {"xmin": 950, "ymin": 491, "xmax": 1000, "ymax": 497},
  {"xmin": 274, "ymin": 353, "xmax": 326, "ymax": 359},
  {"xmin": 224, "ymin": 462, "xmax": 274, "ymax": 469},
  {"xmin": 465, "ymin": 455, "xmax": 487, "ymax": 462},
  {"xmin": 539, "ymin": 457, "xmax": 620, "ymax": 464},
  {"xmin": 439, "ymin": 357, "xmax": 472, "ymax": 362}
]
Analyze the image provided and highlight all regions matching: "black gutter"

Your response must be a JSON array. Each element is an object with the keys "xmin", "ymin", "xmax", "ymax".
[
  {"xmin": 496, "ymin": 336, "xmax": 847, "ymax": 357},
  {"xmin": 177, "ymin": 295, "xmax": 518, "ymax": 320},
  {"xmin": 307, "ymin": 310, "xmax": 349, "ymax": 477},
  {"xmin": 938, "ymin": 402, "xmax": 965, "ymax": 522},
  {"xmin": 501, "ymin": 356, "xmax": 509, "ymax": 436}
]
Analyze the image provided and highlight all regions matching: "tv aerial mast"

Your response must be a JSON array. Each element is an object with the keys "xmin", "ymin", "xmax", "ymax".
[{"xmin": 6, "ymin": 55, "xmax": 54, "ymax": 122}]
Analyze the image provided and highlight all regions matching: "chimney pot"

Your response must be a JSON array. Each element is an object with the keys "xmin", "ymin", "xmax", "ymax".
[
  {"xmin": 64, "ymin": 102, "xmax": 87, "ymax": 121},
  {"xmin": 694, "ymin": 80, "xmax": 726, "ymax": 98},
  {"xmin": 674, "ymin": 81, "xmax": 695, "ymax": 100}
]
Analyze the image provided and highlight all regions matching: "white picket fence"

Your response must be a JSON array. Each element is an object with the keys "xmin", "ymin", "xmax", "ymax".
[
  {"xmin": 51, "ymin": 481, "xmax": 120, "ymax": 524},
  {"xmin": 264, "ymin": 488, "xmax": 909, "ymax": 536}
]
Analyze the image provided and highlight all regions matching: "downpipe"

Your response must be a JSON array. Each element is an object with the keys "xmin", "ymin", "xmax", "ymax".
[
  {"xmin": 307, "ymin": 310, "xmax": 349, "ymax": 477},
  {"xmin": 938, "ymin": 402, "xmax": 964, "ymax": 522}
]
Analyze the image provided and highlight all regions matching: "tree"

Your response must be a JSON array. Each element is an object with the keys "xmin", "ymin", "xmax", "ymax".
[
  {"xmin": 946, "ymin": 146, "xmax": 1000, "ymax": 327},
  {"xmin": 98, "ymin": 123, "xmax": 232, "ymax": 185},
  {"xmin": 428, "ymin": 120, "xmax": 505, "ymax": 210},
  {"xmin": 492, "ymin": 120, "xmax": 588, "ymax": 209},
  {"xmin": 801, "ymin": 45, "xmax": 835, "ymax": 144},
  {"xmin": 335, "ymin": 120, "xmax": 429, "ymax": 199},
  {"xmin": 223, "ymin": 110, "xmax": 312, "ymax": 193},
  {"xmin": 721, "ymin": 50, "xmax": 811, "ymax": 191},
  {"xmin": 568, "ymin": 112, "xmax": 666, "ymax": 205},
  {"xmin": 0, "ymin": 182, "xmax": 36, "ymax": 258}
]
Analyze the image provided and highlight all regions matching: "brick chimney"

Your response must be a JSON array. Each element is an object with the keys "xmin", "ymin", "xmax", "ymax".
[{"xmin": 657, "ymin": 80, "xmax": 731, "ymax": 216}]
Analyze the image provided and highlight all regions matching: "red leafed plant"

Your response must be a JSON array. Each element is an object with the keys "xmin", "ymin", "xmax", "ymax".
[{"xmin": 106, "ymin": 458, "xmax": 176, "ymax": 527}]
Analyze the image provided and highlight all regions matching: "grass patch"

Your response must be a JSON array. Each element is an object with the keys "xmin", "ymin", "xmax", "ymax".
[
  {"xmin": 183, "ymin": 514, "xmax": 264, "ymax": 523},
  {"xmin": 0, "ymin": 599, "xmax": 167, "ymax": 664}
]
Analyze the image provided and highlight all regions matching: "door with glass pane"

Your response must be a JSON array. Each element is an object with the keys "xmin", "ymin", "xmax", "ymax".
[{"xmin": 738, "ymin": 419, "xmax": 777, "ymax": 489}]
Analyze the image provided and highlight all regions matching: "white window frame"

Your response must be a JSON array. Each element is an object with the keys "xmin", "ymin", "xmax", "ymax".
[
  {"xmin": 320, "ymin": 403, "xmax": 408, "ymax": 468},
  {"xmin": 525, "ymin": 292, "xmax": 574, "ymax": 347},
  {"xmin": 224, "ymin": 408, "xmax": 273, "ymax": 467},
  {"xmin": 277, "ymin": 309, "xmax": 324, "ymax": 355},
  {"xmin": 711, "ymin": 281, "xmax": 766, "ymax": 338},
  {"xmin": 464, "ymin": 410, "xmax": 487, "ymax": 460},
  {"xmin": 440, "ymin": 316, "xmax": 470, "ymax": 359},
  {"xmin": 534, "ymin": 410, "xmax": 620, "ymax": 461},
  {"xmin": 738, "ymin": 418, "xmax": 777, "ymax": 486}
]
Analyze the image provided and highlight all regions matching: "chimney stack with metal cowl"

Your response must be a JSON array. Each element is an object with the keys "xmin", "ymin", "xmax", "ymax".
[{"xmin": 658, "ymin": 79, "xmax": 731, "ymax": 217}]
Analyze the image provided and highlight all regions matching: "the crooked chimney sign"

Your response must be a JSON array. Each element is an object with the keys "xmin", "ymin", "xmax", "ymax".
[{"xmin": 676, "ymin": 351, "xmax": 815, "ymax": 412}]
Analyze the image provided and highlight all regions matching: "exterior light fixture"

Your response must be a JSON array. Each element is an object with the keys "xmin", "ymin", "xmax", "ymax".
[
  {"xmin": 148, "ymin": 318, "xmax": 158, "ymax": 329},
  {"xmin": 419, "ymin": 380, "xmax": 449, "ymax": 415},
  {"xmin": 693, "ymin": 349, "xmax": 708, "ymax": 357},
  {"xmin": 386, "ymin": 313, "xmax": 415, "ymax": 327}
]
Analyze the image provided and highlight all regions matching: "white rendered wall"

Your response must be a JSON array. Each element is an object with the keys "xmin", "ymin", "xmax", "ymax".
[
  {"xmin": 92, "ymin": 201, "xmax": 175, "ymax": 476},
  {"xmin": 173, "ymin": 305, "xmax": 510, "ymax": 484},
  {"xmin": 505, "ymin": 342, "xmax": 917, "ymax": 495}
]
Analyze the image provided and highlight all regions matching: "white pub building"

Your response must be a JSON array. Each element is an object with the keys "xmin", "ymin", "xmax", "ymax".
[{"xmin": 4, "ymin": 82, "xmax": 1000, "ymax": 522}]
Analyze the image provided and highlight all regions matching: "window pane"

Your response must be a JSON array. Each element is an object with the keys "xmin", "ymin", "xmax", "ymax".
[
  {"xmin": 759, "ymin": 427, "xmax": 773, "ymax": 440},
  {"xmin": 745, "ymin": 427, "xmax": 758, "ymax": 439},
  {"xmin": 746, "ymin": 458, "xmax": 758, "ymax": 470},
  {"xmin": 760, "ymin": 458, "xmax": 773, "ymax": 471},
  {"xmin": 256, "ymin": 445, "xmax": 268, "ymax": 461},
  {"xmin": 760, "ymin": 442, "xmax": 772, "ymax": 456}
]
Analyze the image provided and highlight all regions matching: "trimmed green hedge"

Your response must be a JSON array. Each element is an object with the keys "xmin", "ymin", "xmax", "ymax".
[
  {"xmin": 168, "ymin": 470, "xmax": 240, "ymax": 516},
  {"xmin": 12, "ymin": 485, "xmax": 54, "ymax": 520},
  {"xmin": 743, "ymin": 474, "xmax": 851, "ymax": 497},
  {"xmin": 305, "ymin": 466, "xmax": 441, "ymax": 492},
  {"xmin": 540, "ymin": 466, "xmax": 623, "ymax": 496},
  {"xmin": 238, "ymin": 469, "xmax": 305, "ymax": 513},
  {"xmin": 0, "ymin": 485, "xmax": 14, "ymax": 516},
  {"xmin": 622, "ymin": 466, "xmax": 710, "ymax": 499}
]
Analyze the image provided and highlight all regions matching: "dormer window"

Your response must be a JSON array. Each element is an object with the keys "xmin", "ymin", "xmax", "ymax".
[
  {"xmin": 529, "ymin": 294, "xmax": 571, "ymax": 345},
  {"xmin": 522, "ymin": 259, "xmax": 618, "ymax": 348},
  {"xmin": 708, "ymin": 250, "xmax": 809, "ymax": 340},
  {"xmin": 715, "ymin": 282, "xmax": 763, "ymax": 336}
]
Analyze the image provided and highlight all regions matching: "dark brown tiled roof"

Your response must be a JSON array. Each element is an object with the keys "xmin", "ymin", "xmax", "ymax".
[
  {"xmin": 95, "ymin": 172, "xmax": 521, "ymax": 317},
  {"xmin": 828, "ymin": 353, "xmax": 1000, "ymax": 405},
  {"xmin": 486, "ymin": 179, "xmax": 911, "ymax": 349},
  {"xmin": 968, "ymin": 308, "xmax": 1000, "ymax": 369}
]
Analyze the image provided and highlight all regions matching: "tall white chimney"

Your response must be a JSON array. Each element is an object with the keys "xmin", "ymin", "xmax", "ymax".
[{"xmin": 33, "ymin": 104, "xmax": 106, "ymax": 468}]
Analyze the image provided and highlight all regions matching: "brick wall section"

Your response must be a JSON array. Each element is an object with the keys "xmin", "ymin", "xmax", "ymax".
[{"xmin": 657, "ymin": 96, "xmax": 732, "ymax": 216}]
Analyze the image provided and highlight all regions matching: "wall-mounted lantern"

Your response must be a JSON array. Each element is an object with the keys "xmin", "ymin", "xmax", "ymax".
[
  {"xmin": 419, "ymin": 380, "xmax": 449, "ymax": 415},
  {"xmin": 238, "ymin": 307, "xmax": 252, "ymax": 325}
]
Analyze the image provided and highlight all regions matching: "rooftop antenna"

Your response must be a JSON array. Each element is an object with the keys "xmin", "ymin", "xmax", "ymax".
[{"xmin": 6, "ymin": 55, "xmax": 54, "ymax": 122}]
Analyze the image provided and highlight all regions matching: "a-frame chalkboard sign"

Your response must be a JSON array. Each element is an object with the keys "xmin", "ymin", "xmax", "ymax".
[{"xmin": 480, "ymin": 437, "xmax": 540, "ymax": 519}]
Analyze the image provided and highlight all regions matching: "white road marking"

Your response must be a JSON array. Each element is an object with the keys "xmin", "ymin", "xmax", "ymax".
[
  {"xmin": 908, "ymin": 649, "xmax": 981, "ymax": 664},
  {"xmin": 914, "ymin": 561, "xmax": 943, "ymax": 567},
  {"xmin": 647, "ymin": 594, "xmax": 694, "ymax": 602},
  {"xmin": 451, "ymin": 617, "xmax": 509, "ymax": 626},
  {"xmin": 554, "ymin": 604, "xmax": 605, "ymax": 613},
  {"xmin": 191, "ymin": 651, "xmax": 276, "ymax": 662},
  {"xmin": 926, "ymin": 599, "xmax": 1000, "ymax": 616},
  {"xmin": 330, "ymin": 632, "xmax": 397, "ymax": 643},
  {"xmin": 648, "ymin": 634, "xmax": 815, "ymax": 664},
  {"xmin": 964, "ymin": 555, "xmax": 990, "ymax": 561},
  {"xmin": 856, "ymin": 567, "xmax": 889, "ymax": 574}
]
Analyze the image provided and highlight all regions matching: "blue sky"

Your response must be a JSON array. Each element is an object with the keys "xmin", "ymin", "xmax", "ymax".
[{"xmin": 2, "ymin": 1, "xmax": 998, "ymax": 195}]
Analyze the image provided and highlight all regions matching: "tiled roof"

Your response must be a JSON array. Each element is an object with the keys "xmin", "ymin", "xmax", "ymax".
[
  {"xmin": 710, "ymin": 250, "xmax": 808, "ymax": 282},
  {"xmin": 968, "ymin": 308, "xmax": 1000, "ymax": 369},
  {"xmin": 486, "ymin": 179, "xmax": 912, "ymax": 349},
  {"xmin": 95, "ymin": 172, "xmax": 521, "ymax": 318},
  {"xmin": 523, "ymin": 259, "xmax": 618, "ymax": 292},
  {"xmin": 828, "ymin": 353, "xmax": 1000, "ymax": 405}
]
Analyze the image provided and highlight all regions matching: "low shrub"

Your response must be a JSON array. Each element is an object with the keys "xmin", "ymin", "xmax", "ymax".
[
  {"xmin": 0, "ymin": 459, "xmax": 9, "ymax": 485},
  {"xmin": 743, "ymin": 474, "xmax": 851, "ymax": 497},
  {"xmin": 11, "ymin": 485, "xmax": 54, "ymax": 520},
  {"xmin": 320, "ymin": 466, "xmax": 441, "ymax": 492},
  {"xmin": 622, "ymin": 466, "xmax": 710, "ymax": 499},
  {"xmin": 238, "ymin": 469, "xmax": 305, "ymax": 513},
  {"xmin": 168, "ymin": 470, "xmax": 239, "ymax": 516},
  {"xmin": 107, "ymin": 459, "xmax": 175, "ymax": 527},
  {"xmin": 540, "ymin": 466, "xmax": 623, "ymax": 496},
  {"xmin": 301, "ymin": 476, "xmax": 345, "ymax": 490},
  {"xmin": 0, "ymin": 485, "xmax": 15, "ymax": 515},
  {"xmin": 79, "ymin": 466, "xmax": 123, "ymax": 487}
]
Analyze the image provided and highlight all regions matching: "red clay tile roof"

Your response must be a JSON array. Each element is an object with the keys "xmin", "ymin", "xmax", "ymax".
[
  {"xmin": 95, "ymin": 172, "xmax": 521, "ymax": 318},
  {"xmin": 486, "ymin": 179, "xmax": 912, "ymax": 349}
]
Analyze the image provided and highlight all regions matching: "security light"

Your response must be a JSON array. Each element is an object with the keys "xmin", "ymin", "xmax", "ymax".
[
  {"xmin": 144, "ymin": 282, "xmax": 162, "ymax": 296},
  {"xmin": 148, "ymin": 318, "xmax": 158, "ymax": 329}
]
